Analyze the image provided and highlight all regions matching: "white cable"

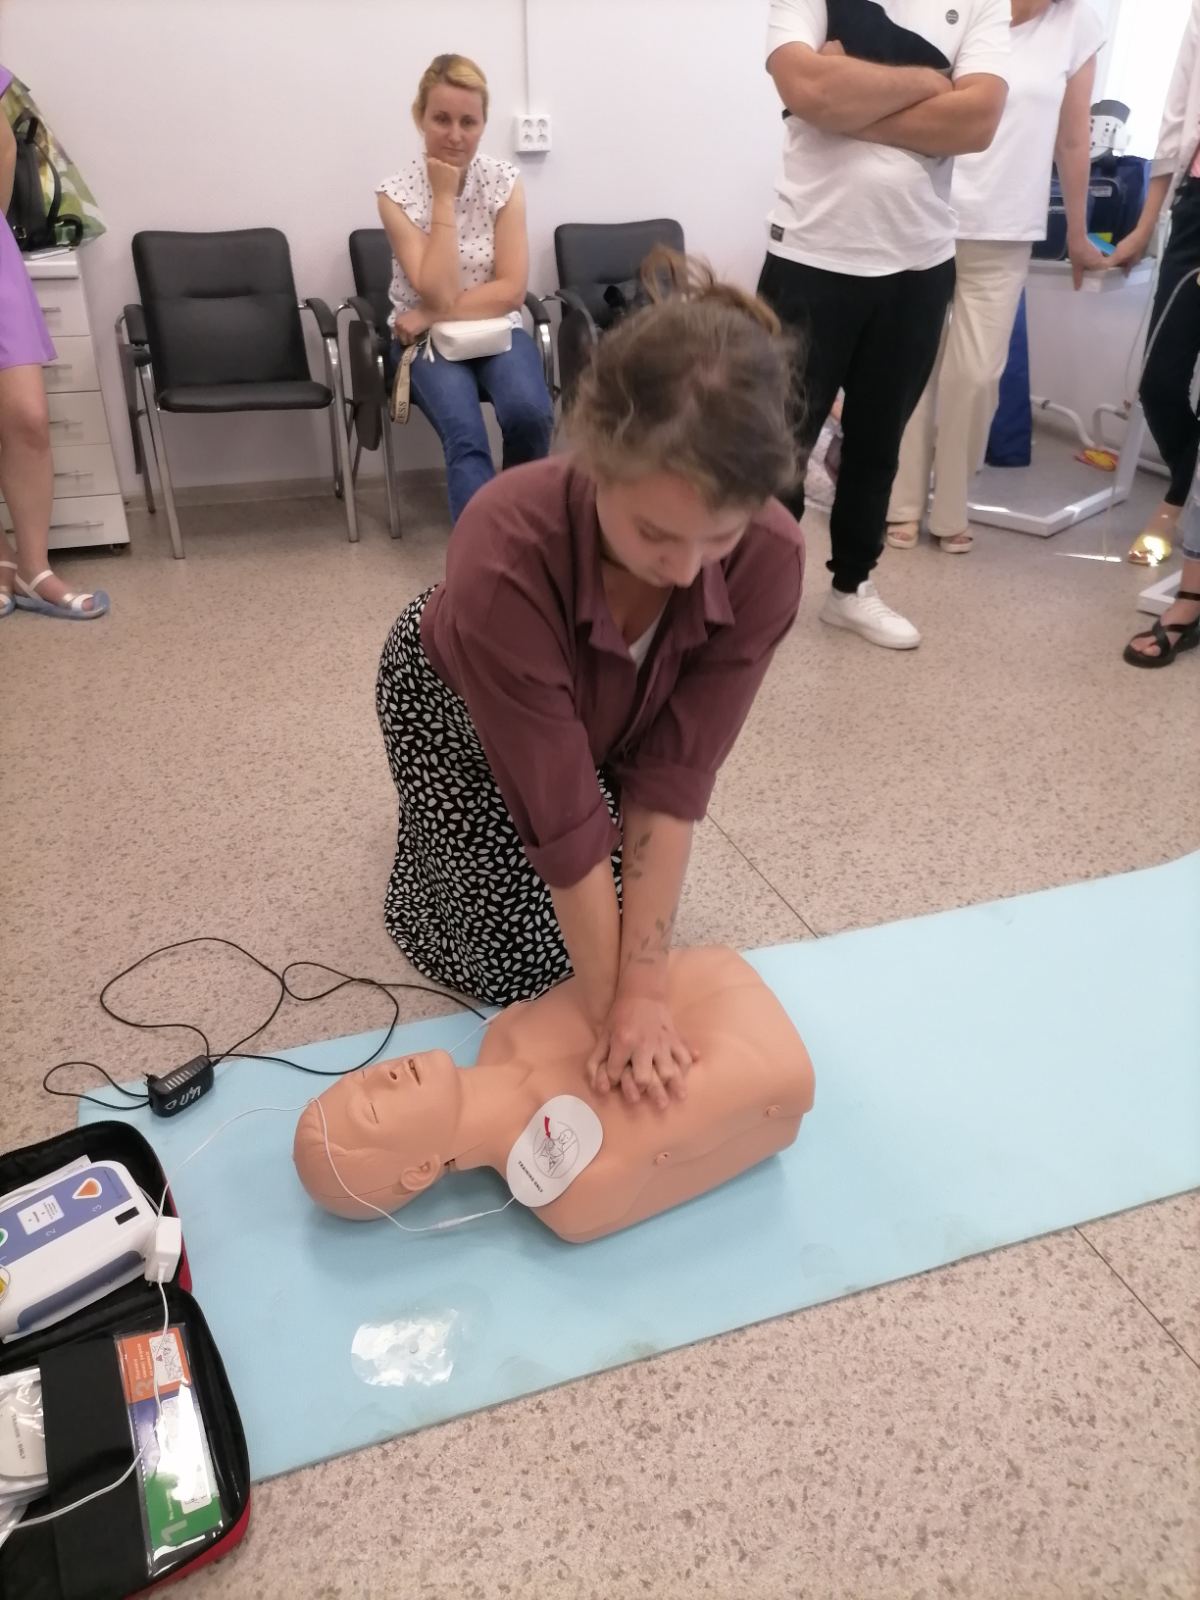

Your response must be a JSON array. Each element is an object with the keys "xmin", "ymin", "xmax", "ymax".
[
  {"xmin": 310, "ymin": 1098, "xmax": 515, "ymax": 1234},
  {"xmin": 11, "ymin": 1279, "xmax": 169, "ymax": 1532},
  {"xmin": 154, "ymin": 1103, "xmax": 308, "ymax": 1219},
  {"xmin": 446, "ymin": 1011, "xmax": 496, "ymax": 1057}
]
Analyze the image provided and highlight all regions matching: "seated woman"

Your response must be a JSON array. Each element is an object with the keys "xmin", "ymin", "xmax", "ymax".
[
  {"xmin": 376, "ymin": 52, "xmax": 553, "ymax": 525},
  {"xmin": 376, "ymin": 250, "xmax": 804, "ymax": 1111}
]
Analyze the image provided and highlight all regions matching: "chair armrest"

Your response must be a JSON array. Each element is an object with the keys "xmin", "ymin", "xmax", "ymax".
[
  {"xmin": 553, "ymin": 288, "xmax": 600, "ymax": 343},
  {"xmin": 118, "ymin": 304, "xmax": 151, "ymax": 367},
  {"xmin": 339, "ymin": 296, "xmax": 385, "ymax": 333},
  {"xmin": 523, "ymin": 291, "xmax": 551, "ymax": 328},
  {"xmin": 123, "ymin": 303, "xmax": 149, "ymax": 346},
  {"xmin": 300, "ymin": 297, "xmax": 338, "ymax": 339}
]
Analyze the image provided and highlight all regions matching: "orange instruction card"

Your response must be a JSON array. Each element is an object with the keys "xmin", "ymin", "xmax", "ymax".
[{"xmin": 116, "ymin": 1325, "xmax": 192, "ymax": 1405}]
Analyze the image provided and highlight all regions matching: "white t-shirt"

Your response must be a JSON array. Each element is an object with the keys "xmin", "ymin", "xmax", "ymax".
[
  {"xmin": 375, "ymin": 153, "xmax": 521, "ymax": 328},
  {"xmin": 952, "ymin": 1, "xmax": 1104, "ymax": 240},
  {"xmin": 766, "ymin": 0, "xmax": 1011, "ymax": 275}
]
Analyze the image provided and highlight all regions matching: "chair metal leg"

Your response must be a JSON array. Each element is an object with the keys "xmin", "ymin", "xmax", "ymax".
[
  {"xmin": 138, "ymin": 365, "xmax": 184, "ymax": 558},
  {"xmin": 351, "ymin": 437, "xmax": 362, "ymax": 485},
  {"xmin": 534, "ymin": 319, "xmax": 554, "ymax": 397},
  {"xmin": 130, "ymin": 402, "xmax": 157, "ymax": 514},
  {"xmin": 140, "ymin": 432, "xmax": 157, "ymax": 514},
  {"xmin": 323, "ymin": 337, "xmax": 358, "ymax": 543},
  {"xmin": 327, "ymin": 402, "xmax": 344, "ymax": 500}
]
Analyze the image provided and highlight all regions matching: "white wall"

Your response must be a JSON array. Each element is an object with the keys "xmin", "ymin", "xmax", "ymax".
[
  {"xmin": 3, "ymin": 0, "xmax": 1185, "ymax": 498},
  {"xmin": 1099, "ymin": 0, "xmax": 1191, "ymax": 157},
  {"xmin": 3, "ymin": 0, "xmax": 783, "ymax": 492}
]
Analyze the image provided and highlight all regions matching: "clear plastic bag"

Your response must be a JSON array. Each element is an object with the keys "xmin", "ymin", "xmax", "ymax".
[
  {"xmin": 0, "ymin": 1367, "xmax": 46, "ymax": 1552},
  {"xmin": 114, "ymin": 1322, "xmax": 227, "ymax": 1579}
]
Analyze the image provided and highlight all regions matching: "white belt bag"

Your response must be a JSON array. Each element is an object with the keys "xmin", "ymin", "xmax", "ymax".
[{"xmin": 428, "ymin": 316, "xmax": 512, "ymax": 362}]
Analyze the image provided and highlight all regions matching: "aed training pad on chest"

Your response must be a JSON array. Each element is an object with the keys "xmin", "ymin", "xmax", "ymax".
[
  {"xmin": 0, "ymin": 1161, "xmax": 157, "ymax": 1340},
  {"xmin": 506, "ymin": 1096, "xmax": 604, "ymax": 1208}
]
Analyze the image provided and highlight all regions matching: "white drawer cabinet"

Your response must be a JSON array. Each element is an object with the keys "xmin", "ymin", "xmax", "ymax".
[
  {"xmin": 50, "ymin": 443, "xmax": 121, "ymax": 498},
  {"xmin": 47, "ymin": 391, "xmax": 111, "ymax": 447},
  {"xmin": 2, "ymin": 492, "xmax": 128, "ymax": 551},
  {"xmin": 30, "ymin": 274, "xmax": 89, "ymax": 338},
  {"xmin": 43, "ymin": 334, "xmax": 99, "ymax": 394},
  {"xmin": 0, "ymin": 254, "xmax": 130, "ymax": 550}
]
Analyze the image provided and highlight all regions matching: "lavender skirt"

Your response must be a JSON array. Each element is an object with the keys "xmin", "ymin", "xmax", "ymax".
[{"xmin": 0, "ymin": 216, "xmax": 56, "ymax": 371}]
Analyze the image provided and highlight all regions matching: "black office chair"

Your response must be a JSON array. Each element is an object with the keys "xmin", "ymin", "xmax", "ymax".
[
  {"xmin": 117, "ymin": 228, "xmax": 356, "ymax": 558},
  {"xmin": 337, "ymin": 227, "xmax": 554, "ymax": 540},
  {"xmin": 553, "ymin": 219, "xmax": 686, "ymax": 406}
]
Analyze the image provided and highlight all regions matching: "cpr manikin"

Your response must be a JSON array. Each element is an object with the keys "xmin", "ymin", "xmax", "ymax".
[{"xmin": 293, "ymin": 948, "xmax": 814, "ymax": 1244}]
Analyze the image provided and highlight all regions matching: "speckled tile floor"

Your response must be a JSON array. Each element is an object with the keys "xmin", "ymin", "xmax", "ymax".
[{"xmin": 2, "ymin": 470, "xmax": 1198, "ymax": 1599}]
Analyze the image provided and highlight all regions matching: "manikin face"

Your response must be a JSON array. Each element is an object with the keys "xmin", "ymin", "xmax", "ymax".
[
  {"xmin": 595, "ymin": 472, "xmax": 755, "ymax": 592},
  {"xmin": 293, "ymin": 1051, "xmax": 461, "ymax": 1219},
  {"xmin": 416, "ymin": 84, "xmax": 486, "ymax": 169}
]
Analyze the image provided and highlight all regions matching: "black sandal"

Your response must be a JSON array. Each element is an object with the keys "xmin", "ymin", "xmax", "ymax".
[{"xmin": 1123, "ymin": 589, "xmax": 1200, "ymax": 668}]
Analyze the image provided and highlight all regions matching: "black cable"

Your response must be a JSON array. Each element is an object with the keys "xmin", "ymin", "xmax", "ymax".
[
  {"xmin": 44, "ymin": 938, "xmax": 486, "ymax": 1110},
  {"xmin": 42, "ymin": 1061, "xmax": 151, "ymax": 1112}
]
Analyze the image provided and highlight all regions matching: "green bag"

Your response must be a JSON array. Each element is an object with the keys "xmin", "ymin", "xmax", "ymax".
[{"xmin": 1, "ymin": 73, "xmax": 105, "ymax": 248}]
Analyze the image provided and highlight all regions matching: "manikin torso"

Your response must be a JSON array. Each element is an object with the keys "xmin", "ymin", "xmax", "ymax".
[{"xmin": 294, "ymin": 948, "xmax": 814, "ymax": 1243}]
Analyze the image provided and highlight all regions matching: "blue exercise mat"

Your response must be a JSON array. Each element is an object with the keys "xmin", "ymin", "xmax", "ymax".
[{"xmin": 79, "ymin": 854, "xmax": 1200, "ymax": 1482}]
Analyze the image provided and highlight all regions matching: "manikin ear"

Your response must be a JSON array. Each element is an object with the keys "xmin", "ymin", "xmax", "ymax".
[{"xmin": 401, "ymin": 1156, "xmax": 442, "ymax": 1194}]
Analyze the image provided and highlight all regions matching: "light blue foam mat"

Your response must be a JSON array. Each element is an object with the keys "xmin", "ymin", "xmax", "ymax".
[{"xmin": 79, "ymin": 854, "xmax": 1200, "ymax": 1481}]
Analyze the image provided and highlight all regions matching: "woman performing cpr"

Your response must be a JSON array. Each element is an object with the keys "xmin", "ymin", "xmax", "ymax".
[{"xmin": 376, "ymin": 252, "xmax": 803, "ymax": 1108}]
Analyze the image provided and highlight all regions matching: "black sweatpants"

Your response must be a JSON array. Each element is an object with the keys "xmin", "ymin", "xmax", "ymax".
[
  {"xmin": 758, "ymin": 252, "xmax": 956, "ymax": 591},
  {"xmin": 1141, "ymin": 177, "xmax": 1200, "ymax": 507}
]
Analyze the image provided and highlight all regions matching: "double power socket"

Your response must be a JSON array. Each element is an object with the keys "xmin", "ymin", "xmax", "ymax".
[{"xmin": 514, "ymin": 114, "xmax": 552, "ymax": 154}]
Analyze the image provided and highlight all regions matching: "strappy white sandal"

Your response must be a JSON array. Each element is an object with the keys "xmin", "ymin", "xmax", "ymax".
[
  {"xmin": 0, "ymin": 559, "xmax": 15, "ymax": 618},
  {"xmin": 14, "ymin": 568, "xmax": 110, "ymax": 620}
]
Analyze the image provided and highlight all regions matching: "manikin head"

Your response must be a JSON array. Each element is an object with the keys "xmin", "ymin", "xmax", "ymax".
[{"xmin": 293, "ymin": 1051, "xmax": 462, "ymax": 1219}]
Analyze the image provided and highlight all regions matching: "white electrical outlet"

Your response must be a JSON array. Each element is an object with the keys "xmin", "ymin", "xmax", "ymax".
[{"xmin": 514, "ymin": 114, "xmax": 552, "ymax": 154}]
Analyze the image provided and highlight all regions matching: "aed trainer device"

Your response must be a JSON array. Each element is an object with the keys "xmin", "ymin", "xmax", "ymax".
[
  {"xmin": 0, "ymin": 1161, "xmax": 157, "ymax": 1341},
  {"xmin": 147, "ymin": 1055, "xmax": 215, "ymax": 1118}
]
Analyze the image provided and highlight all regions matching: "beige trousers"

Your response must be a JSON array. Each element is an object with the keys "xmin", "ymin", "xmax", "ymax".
[{"xmin": 889, "ymin": 239, "xmax": 1033, "ymax": 538}]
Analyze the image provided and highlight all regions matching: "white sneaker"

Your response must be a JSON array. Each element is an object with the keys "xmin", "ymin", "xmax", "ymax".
[{"xmin": 820, "ymin": 580, "xmax": 921, "ymax": 650}]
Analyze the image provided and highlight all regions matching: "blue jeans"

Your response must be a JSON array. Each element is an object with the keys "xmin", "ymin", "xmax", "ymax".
[{"xmin": 397, "ymin": 328, "xmax": 554, "ymax": 524}]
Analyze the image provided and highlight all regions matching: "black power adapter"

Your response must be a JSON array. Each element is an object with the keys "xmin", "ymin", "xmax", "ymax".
[{"xmin": 146, "ymin": 1056, "xmax": 215, "ymax": 1117}]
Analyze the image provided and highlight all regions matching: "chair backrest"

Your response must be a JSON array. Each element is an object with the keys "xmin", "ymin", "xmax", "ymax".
[
  {"xmin": 554, "ymin": 219, "xmax": 686, "ymax": 305},
  {"xmin": 348, "ymin": 228, "xmax": 395, "ymax": 335},
  {"xmin": 132, "ymin": 228, "xmax": 309, "ymax": 391}
]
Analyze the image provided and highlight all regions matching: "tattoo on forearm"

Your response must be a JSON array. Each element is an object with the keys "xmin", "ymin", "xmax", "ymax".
[
  {"xmin": 622, "ymin": 912, "xmax": 676, "ymax": 972},
  {"xmin": 623, "ymin": 829, "xmax": 653, "ymax": 883}
]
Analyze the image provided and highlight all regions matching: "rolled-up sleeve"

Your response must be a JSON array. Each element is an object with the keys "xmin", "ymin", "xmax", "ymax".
[
  {"xmin": 612, "ymin": 527, "xmax": 803, "ymax": 821},
  {"xmin": 438, "ymin": 575, "xmax": 618, "ymax": 889}
]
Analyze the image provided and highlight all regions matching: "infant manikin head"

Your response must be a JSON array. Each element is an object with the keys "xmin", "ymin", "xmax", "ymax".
[{"xmin": 293, "ymin": 1051, "xmax": 461, "ymax": 1219}]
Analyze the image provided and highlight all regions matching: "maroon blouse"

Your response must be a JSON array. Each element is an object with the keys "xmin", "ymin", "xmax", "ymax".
[{"xmin": 421, "ymin": 456, "xmax": 803, "ymax": 887}]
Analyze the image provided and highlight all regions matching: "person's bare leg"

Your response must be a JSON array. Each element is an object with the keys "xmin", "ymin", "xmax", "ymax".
[
  {"xmin": 1125, "ymin": 554, "xmax": 1200, "ymax": 659},
  {"xmin": 0, "ymin": 364, "xmax": 97, "ymax": 610}
]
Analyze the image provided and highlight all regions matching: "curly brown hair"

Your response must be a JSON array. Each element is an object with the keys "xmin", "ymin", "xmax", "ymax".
[{"xmin": 567, "ymin": 248, "xmax": 801, "ymax": 509}]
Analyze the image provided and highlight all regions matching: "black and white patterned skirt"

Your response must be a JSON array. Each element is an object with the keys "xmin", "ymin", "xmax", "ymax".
[{"xmin": 375, "ymin": 589, "xmax": 622, "ymax": 1007}]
